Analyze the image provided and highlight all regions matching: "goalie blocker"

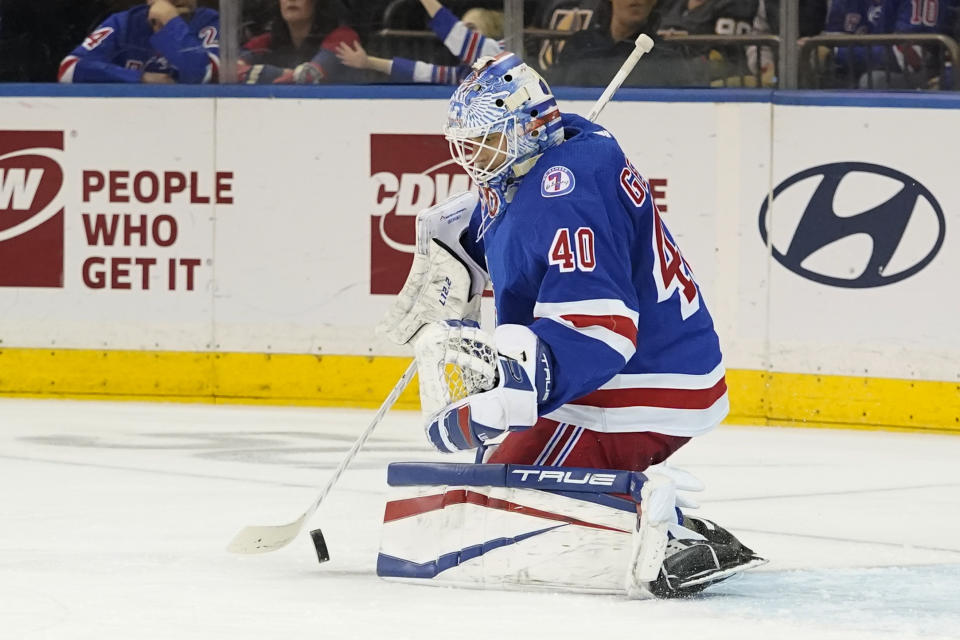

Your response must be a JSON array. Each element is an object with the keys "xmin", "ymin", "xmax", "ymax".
[
  {"xmin": 377, "ymin": 191, "xmax": 488, "ymax": 347},
  {"xmin": 378, "ymin": 462, "xmax": 765, "ymax": 598}
]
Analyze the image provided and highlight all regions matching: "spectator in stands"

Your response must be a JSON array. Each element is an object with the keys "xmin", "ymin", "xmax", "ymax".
[
  {"xmin": 239, "ymin": 0, "xmax": 362, "ymax": 83},
  {"xmin": 817, "ymin": 0, "xmax": 958, "ymax": 89},
  {"xmin": 334, "ymin": 0, "xmax": 503, "ymax": 84},
  {"xmin": 551, "ymin": 0, "xmax": 696, "ymax": 86},
  {"xmin": 658, "ymin": 0, "xmax": 756, "ymax": 35},
  {"xmin": 58, "ymin": 0, "xmax": 219, "ymax": 83},
  {"xmin": 657, "ymin": 0, "xmax": 761, "ymax": 86},
  {"xmin": 863, "ymin": 0, "xmax": 958, "ymax": 88},
  {"xmin": 813, "ymin": 0, "xmax": 885, "ymax": 87},
  {"xmin": 747, "ymin": 0, "xmax": 828, "ymax": 85},
  {"xmin": 752, "ymin": 0, "xmax": 829, "ymax": 38}
]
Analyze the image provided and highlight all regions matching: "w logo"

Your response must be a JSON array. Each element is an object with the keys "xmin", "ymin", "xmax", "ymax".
[
  {"xmin": 0, "ymin": 131, "xmax": 65, "ymax": 288},
  {"xmin": 0, "ymin": 168, "xmax": 44, "ymax": 210}
]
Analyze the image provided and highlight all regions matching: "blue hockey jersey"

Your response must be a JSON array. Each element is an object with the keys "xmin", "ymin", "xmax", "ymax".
[
  {"xmin": 823, "ymin": 0, "xmax": 885, "ymax": 34},
  {"xmin": 823, "ymin": 0, "xmax": 886, "ymax": 73},
  {"xmin": 58, "ymin": 5, "xmax": 219, "ymax": 84},
  {"xmin": 465, "ymin": 113, "xmax": 728, "ymax": 437},
  {"xmin": 824, "ymin": 0, "xmax": 957, "ymax": 36},
  {"xmin": 823, "ymin": 0, "xmax": 958, "ymax": 74}
]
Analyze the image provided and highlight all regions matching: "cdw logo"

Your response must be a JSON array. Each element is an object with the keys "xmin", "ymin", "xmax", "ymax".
[
  {"xmin": 369, "ymin": 134, "xmax": 470, "ymax": 294},
  {"xmin": 0, "ymin": 131, "xmax": 65, "ymax": 287}
]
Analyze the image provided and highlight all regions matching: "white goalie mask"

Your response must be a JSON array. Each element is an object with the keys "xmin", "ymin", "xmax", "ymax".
[{"xmin": 444, "ymin": 52, "xmax": 564, "ymax": 187}]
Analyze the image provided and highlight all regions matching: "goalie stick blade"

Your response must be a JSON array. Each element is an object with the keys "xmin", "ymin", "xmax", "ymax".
[
  {"xmin": 226, "ymin": 362, "xmax": 417, "ymax": 558},
  {"xmin": 310, "ymin": 528, "xmax": 330, "ymax": 563},
  {"xmin": 226, "ymin": 512, "xmax": 309, "ymax": 554}
]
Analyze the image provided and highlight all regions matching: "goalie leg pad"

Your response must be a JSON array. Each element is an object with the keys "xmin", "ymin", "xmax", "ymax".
[
  {"xmin": 378, "ymin": 462, "xmax": 647, "ymax": 594},
  {"xmin": 378, "ymin": 462, "xmax": 761, "ymax": 597}
]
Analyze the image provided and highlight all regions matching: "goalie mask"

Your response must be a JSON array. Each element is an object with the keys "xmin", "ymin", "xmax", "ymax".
[{"xmin": 445, "ymin": 53, "xmax": 564, "ymax": 235}]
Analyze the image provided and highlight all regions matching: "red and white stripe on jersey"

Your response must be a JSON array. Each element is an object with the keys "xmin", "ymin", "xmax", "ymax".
[
  {"xmin": 464, "ymin": 30, "xmax": 482, "ymax": 62},
  {"xmin": 58, "ymin": 56, "xmax": 80, "ymax": 83},
  {"xmin": 544, "ymin": 362, "xmax": 729, "ymax": 437},
  {"xmin": 413, "ymin": 61, "xmax": 438, "ymax": 83},
  {"xmin": 533, "ymin": 298, "xmax": 639, "ymax": 362},
  {"xmin": 445, "ymin": 21, "xmax": 503, "ymax": 65},
  {"xmin": 202, "ymin": 52, "xmax": 220, "ymax": 84}
]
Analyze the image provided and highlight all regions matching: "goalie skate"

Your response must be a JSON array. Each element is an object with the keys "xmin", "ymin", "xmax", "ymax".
[{"xmin": 645, "ymin": 516, "xmax": 767, "ymax": 598}]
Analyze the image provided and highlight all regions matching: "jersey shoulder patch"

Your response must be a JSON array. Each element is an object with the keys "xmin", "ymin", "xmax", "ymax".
[{"xmin": 540, "ymin": 165, "xmax": 576, "ymax": 198}]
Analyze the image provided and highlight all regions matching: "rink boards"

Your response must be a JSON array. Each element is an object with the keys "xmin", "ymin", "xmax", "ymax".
[{"xmin": 0, "ymin": 86, "xmax": 957, "ymax": 433}]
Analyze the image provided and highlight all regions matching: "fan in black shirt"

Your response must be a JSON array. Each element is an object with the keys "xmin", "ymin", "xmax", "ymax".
[{"xmin": 550, "ymin": 0, "xmax": 698, "ymax": 87}]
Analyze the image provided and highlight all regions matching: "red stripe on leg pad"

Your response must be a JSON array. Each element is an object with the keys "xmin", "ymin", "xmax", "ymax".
[{"xmin": 384, "ymin": 489, "xmax": 628, "ymax": 533}]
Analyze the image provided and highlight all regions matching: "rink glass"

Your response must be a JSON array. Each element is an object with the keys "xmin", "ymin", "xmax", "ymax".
[{"xmin": 0, "ymin": 2, "xmax": 955, "ymax": 90}]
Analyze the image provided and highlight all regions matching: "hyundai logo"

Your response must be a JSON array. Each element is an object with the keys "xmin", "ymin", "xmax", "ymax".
[{"xmin": 759, "ymin": 162, "xmax": 945, "ymax": 288}]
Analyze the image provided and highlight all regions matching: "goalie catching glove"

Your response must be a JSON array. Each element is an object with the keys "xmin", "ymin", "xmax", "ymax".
[
  {"xmin": 378, "ymin": 192, "xmax": 488, "ymax": 345},
  {"xmin": 414, "ymin": 321, "xmax": 553, "ymax": 453}
]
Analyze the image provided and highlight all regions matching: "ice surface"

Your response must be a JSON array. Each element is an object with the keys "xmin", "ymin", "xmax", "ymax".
[{"xmin": 1, "ymin": 399, "xmax": 958, "ymax": 639}]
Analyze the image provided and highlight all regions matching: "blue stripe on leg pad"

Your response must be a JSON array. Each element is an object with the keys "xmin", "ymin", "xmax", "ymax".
[{"xmin": 377, "ymin": 524, "xmax": 565, "ymax": 579}]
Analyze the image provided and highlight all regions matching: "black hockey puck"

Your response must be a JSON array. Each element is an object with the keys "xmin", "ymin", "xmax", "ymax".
[{"xmin": 310, "ymin": 528, "xmax": 330, "ymax": 564}]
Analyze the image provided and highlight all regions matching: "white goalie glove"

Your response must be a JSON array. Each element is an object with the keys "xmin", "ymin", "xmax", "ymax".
[
  {"xmin": 377, "ymin": 192, "xmax": 489, "ymax": 345},
  {"xmin": 414, "ymin": 320, "xmax": 552, "ymax": 453}
]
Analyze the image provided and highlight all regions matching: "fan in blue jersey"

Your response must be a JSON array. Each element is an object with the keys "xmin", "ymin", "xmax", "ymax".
[
  {"xmin": 873, "ymin": 0, "xmax": 959, "ymax": 87},
  {"xmin": 820, "ymin": 0, "xmax": 958, "ymax": 88},
  {"xmin": 58, "ymin": 0, "xmax": 219, "ymax": 84},
  {"xmin": 817, "ymin": 0, "xmax": 886, "ymax": 83},
  {"xmin": 335, "ymin": 0, "xmax": 503, "ymax": 84},
  {"xmin": 379, "ymin": 51, "xmax": 764, "ymax": 597}
]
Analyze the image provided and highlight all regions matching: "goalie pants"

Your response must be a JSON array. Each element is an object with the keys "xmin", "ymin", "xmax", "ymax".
[{"xmin": 487, "ymin": 418, "xmax": 689, "ymax": 472}]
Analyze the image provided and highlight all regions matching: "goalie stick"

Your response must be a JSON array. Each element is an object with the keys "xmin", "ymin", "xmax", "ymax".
[
  {"xmin": 227, "ymin": 34, "xmax": 656, "ymax": 559},
  {"xmin": 587, "ymin": 34, "xmax": 654, "ymax": 123},
  {"xmin": 227, "ymin": 360, "xmax": 418, "ymax": 555}
]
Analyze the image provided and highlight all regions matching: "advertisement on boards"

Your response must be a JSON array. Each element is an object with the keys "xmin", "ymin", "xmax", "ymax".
[
  {"xmin": 0, "ymin": 99, "xmax": 227, "ymax": 350},
  {"xmin": 764, "ymin": 105, "xmax": 958, "ymax": 379}
]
